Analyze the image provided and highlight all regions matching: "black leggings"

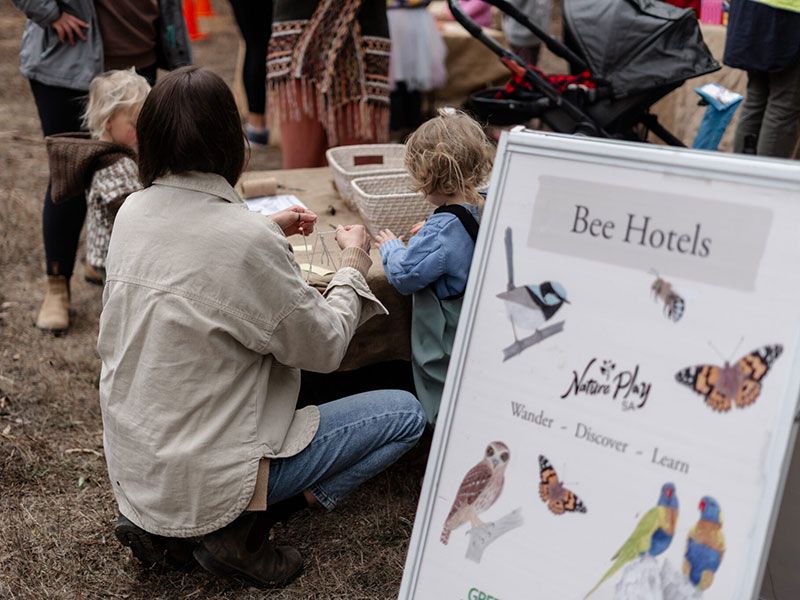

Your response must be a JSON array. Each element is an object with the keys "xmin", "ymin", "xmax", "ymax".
[
  {"xmin": 30, "ymin": 79, "xmax": 87, "ymax": 279},
  {"xmin": 228, "ymin": 0, "xmax": 272, "ymax": 115}
]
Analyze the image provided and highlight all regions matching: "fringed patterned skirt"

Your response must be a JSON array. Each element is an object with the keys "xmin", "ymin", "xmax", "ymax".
[{"xmin": 267, "ymin": 0, "xmax": 391, "ymax": 147}]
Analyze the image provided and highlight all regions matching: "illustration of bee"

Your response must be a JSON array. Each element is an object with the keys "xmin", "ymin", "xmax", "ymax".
[{"xmin": 650, "ymin": 271, "xmax": 684, "ymax": 322}]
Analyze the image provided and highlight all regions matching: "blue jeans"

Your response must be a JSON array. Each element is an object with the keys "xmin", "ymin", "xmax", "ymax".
[{"xmin": 266, "ymin": 390, "xmax": 425, "ymax": 510}]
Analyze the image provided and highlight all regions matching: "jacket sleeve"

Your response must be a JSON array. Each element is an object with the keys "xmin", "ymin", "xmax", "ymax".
[
  {"xmin": 264, "ymin": 246, "xmax": 387, "ymax": 373},
  {"xmin": 12, "ymin": 0, "xmax": 61, "ymax": 29},
  {"xmin": 380, "ymin": 222, "xmax": 447, "ymax": 295}
]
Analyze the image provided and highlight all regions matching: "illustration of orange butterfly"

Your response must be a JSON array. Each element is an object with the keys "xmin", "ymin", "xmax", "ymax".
[
  {"xmin": 538, "ymin": 455, "xmax": 587, "ymax": 515},
  {"xmin": 675, "ymin": 344, "xmax": 783, "ymax": 412}
]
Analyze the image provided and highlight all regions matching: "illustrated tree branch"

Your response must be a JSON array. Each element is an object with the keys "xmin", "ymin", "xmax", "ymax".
[
  {"xmin": 465, "ymin": 507, "xmax": 524, "ymax": 563},
  {"xmin": 502, "ymin": 321, "xmax": 565, "ymax": 361}
]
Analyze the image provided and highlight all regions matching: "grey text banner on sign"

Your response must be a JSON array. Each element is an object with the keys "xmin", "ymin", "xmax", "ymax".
[{"xmin": 528, "ymin": 175, "xmax": 773, "ymax": 291}]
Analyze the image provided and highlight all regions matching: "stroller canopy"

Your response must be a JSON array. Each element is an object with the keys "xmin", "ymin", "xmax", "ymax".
[{"xmin": 564, "ymin": 0, "xmax": 719, "ymax": 98}]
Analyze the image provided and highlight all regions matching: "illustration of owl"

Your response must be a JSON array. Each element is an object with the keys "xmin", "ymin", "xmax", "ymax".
[{"xmin": 440, "ymin": 441, "xmax": 510, "ymax": 545}]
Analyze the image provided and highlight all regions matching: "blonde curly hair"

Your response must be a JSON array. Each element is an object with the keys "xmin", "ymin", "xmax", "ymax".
[
  {"xmin": 404, "ymin": 109, "xmax": 494, "ymax": 206},
  {"xmin": 83, "ymin": 68, "xmax": 151, "ymax": 139}
]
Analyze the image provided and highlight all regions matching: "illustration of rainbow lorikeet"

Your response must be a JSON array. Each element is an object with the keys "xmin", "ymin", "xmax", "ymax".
[
  {"xmin": 585, "ymin": 483, "xmax": 679, "ymax": 598},
  {"xmin": 683, "ymin": 496, "xmax": 725, "ymax": 590}
]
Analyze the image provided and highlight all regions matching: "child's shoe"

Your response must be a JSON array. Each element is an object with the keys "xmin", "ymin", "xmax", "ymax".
[
  {"xmin": 246, "ymin": 125, "xmax": 269, "ymax": 147},
  {"xmin": 84, "ymin": 264, "xmax": 106, "ymax": 286}
]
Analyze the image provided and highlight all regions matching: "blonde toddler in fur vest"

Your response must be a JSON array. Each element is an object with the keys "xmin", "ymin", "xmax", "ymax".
[{"xmin": 40, "ymin": 69, "xmax": 150, "ymax": 333}]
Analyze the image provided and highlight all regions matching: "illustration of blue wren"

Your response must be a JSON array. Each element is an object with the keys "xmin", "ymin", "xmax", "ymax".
[{"xmin": 497, "ymin": 227, "xmax": 569, "ymax": 349}]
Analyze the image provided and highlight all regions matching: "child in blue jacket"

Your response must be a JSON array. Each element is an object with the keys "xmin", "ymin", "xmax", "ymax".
[{"xmin": 375, "ymin": 109, "xmax": 494, "ymax": 424}]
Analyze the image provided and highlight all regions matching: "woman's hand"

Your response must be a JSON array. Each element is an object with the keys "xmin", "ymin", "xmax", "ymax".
[
  {"xmin": 375, "ymin": 228, "xmax": 400, "ymax": 248},
  {"xmin": 51, "ymin": 12, "xmax": 89, "ymax": 46},
  {"xmin": 269, "ymin": 206, "xmax": 317, "ymax": 237},
  {"xmin": 335, "ymin": 224, "xmax": 371, "ymax": 252}
]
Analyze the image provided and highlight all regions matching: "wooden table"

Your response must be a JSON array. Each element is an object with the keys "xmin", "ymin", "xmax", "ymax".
[{"xmin": 239, "ymin": 167, "xmax": 411, "ymax": 372}]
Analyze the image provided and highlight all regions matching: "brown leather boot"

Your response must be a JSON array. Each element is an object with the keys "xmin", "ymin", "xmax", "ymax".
[
  {"xmin": 193, "ymin": 513, "xmax": 303, "ymax": 587},
  {"xmin": 35, "ymin": 275, "xmax": 70, "ymax": 334},
  {"xmin": 115, "ymin": 514, "xmax": 199, "ymax": 570}
]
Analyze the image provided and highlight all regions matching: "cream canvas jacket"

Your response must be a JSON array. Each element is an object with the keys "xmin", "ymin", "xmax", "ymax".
[{"xmin": 97, "ymin": 172, "xmax": 386, "ymax": 537}]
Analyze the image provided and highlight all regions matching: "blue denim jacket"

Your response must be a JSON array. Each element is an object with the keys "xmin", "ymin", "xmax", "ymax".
[{"xmin": 380, "ymin": 204, "xmax": 479, "ymax": 299}]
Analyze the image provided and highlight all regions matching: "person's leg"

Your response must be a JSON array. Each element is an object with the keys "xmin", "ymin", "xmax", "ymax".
[
  {"xmin": 390, "ymin": 82, "xmax": 406, "ymax": 132},
  {"xmin": 279, "ymin": 86, "xmax": 329, "ymax": 168},
  {"xmin": 266, "ymin": 389, "xmax": 425, "ymax": 508},
  {"xmin": 30, "ymin": 80, "xmax": 87, "ymax": 280},
  {"xmin": 229, "ymin": 0, "xmax": 272, "ymax": 135},
  {"xmin": 29, "ymin": 80, "xmax": 87, "ymax": 332},
  {"xmin": 756, "ymin": 57, "xmax": 800, "ymax": 158},
  {"xmin": 733, "ymin": 70, "xmax": 769, "ymax": 154},
  {"xmin": 193, "ymin": 390, "xmax": 422, "ymax": 586},
  {"xmin": 406, "ymin": 89, "xmax": 422, "ymax": 130},
  {"xmin": 511, "ymin": 44, "xmax": 541, "ymax": 68}
]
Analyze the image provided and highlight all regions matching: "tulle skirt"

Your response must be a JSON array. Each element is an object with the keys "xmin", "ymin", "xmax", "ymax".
[{"xmin": 387, "ymin": 8, "xmax": 448, "ymax": 92}]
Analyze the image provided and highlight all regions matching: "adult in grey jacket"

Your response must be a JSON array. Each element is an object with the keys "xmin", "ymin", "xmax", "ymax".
[
  {"xmin": 12, "ymin": 0, "xmax": 191, "ymax": 336},
  {"xmin": 100, "ymin": 66, "xmax": 425, "ymax": 586}
]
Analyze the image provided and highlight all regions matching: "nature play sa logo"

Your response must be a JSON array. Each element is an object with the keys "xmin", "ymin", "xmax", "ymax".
[{"xmin": 560, "ymin": 357, "xmax": 653, "ymax": 411}]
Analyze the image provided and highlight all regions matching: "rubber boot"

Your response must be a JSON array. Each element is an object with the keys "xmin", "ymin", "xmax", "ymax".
[
  {"xmin": 35, "ymin": 275, "xmax": 69, "ymax": 334},
  {"xmin": 193, "ymin": 512, "xmax": 303, "ymax": 587}
]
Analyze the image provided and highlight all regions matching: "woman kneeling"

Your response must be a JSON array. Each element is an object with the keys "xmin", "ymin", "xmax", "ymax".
[{"xmin": 97, "ymin": 66, "xmax": 425, "ymax": 586}]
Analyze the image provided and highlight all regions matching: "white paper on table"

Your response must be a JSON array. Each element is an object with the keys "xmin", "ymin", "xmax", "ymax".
[{"xmin": 244, "ymin": 194, "xmax": 307, "ymax": 216}]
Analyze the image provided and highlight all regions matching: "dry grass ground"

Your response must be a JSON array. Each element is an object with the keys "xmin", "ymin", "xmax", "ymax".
[{"xmin": 0, "ymin": 2, "xmax": 428, "ymax": 598}]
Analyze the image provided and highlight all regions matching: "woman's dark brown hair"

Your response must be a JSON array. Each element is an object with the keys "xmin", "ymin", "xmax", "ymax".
[{"xmin": 136, "ymin": 66, "xmax": 246, "ymax": 187}]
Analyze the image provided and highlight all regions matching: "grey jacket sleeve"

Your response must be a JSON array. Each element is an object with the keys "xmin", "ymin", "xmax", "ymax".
[{"xmin": 12, "ymin": 0, "xmax": 61, "ymax": 29}]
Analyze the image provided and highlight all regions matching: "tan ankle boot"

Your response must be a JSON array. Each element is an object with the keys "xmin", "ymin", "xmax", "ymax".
[{"xmin": 36, "ymin": 275, "xmax": 70, "ymax": 334}]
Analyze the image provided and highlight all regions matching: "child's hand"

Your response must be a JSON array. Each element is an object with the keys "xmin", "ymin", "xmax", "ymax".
[
  {"xmin": 375, "ymin": 229, "xmax": 400, "ymax": 248},
  {"xmin": 408, "ymin": 221, "xmax": 426, "ymax": 237},
  {"xmin": 269, "ymin": 206, "xmax": 317, "ymax": 237}
]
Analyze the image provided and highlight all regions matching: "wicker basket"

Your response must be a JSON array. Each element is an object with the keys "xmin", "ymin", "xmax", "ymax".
[
  {"xmin": 326, "ymin": 144, "xmax": 406, "ymax": 210},
  {"xmin": 350, "ymin": 173, "xmax": 432, "ymax": 238}
]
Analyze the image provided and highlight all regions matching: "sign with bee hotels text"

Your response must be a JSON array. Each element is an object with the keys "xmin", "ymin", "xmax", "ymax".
[{"xmin": 399, "ymin": 130, "xmax": 800, "ymax": 600}]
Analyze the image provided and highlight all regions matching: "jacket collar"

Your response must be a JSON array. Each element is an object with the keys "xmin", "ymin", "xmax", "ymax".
[{"xmin": 153, "ymin": 171, "xmax": 245, "ymax": 206}]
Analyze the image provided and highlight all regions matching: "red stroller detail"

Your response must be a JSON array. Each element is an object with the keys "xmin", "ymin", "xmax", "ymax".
[{"xmin": 448, "ymin": 0, "xmax": 720, "ymax": 146}]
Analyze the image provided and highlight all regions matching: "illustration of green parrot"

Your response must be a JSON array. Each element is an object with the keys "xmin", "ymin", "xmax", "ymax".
[
  {"xmin": 683, "ymin": 496, "xmax": 725, "ymax": 590},
  {"xmin": 584, "ymin": 482, "xmax": 679, "ymax": 598}
]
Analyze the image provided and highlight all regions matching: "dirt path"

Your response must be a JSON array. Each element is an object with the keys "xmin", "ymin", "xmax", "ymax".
[{"xmin": 0, "ymin": 3, "xmax": 425, "ymax": 598}]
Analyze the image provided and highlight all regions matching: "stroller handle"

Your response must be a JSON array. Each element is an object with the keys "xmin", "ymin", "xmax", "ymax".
[{"xmin": 447, "ymin": 0, "xmax": 609, "ymax": 138}]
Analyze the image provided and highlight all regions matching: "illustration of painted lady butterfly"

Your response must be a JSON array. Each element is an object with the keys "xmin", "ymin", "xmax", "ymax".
[
  {"xmin": 675, "ymin": 344, "xmax": 783, "ymax": 412},
  {"xmin": 538, "ymin": 455, "xmax": 587, "ymax": 515}
]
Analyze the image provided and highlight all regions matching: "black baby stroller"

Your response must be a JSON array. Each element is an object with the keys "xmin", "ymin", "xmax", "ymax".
[{"xmin": 447, "ymin": 0, "xmax": 720, "ymax": 146}]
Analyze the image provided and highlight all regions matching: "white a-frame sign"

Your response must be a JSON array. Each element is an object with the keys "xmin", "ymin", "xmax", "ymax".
[{"xmin": 399, "ymin": 129, "xmax": 800, "ymax": 600}]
